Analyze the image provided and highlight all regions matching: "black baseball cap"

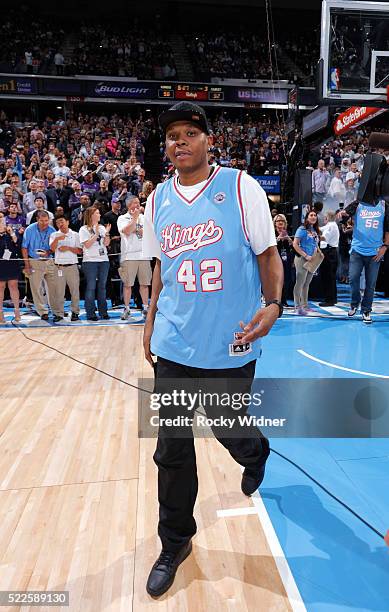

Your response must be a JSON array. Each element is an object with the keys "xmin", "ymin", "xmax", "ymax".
[{"xmin": 159, "ymin": 102, "xmax": 210, "ymax": 135}]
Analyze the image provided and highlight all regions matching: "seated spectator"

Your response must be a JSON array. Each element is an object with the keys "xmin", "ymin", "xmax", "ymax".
[
  {"xmin": 50, "ymin": 213, "xmax": 82, "ymax": 321},
  {"xmin": 79, "ymin": 206, "xmax": 111, "ymax": 321}
]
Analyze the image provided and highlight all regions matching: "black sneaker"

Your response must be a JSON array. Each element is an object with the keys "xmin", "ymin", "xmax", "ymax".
[
  {"xmin": 241, "ymin": 463, "xmax": 267, "ymax": 496},
  {"xmin": 71, "ymin": 312, "xmax": 79, "ymax": 322},
  {"xmin": 348, "ymin": 306, "xmax": 358, "ymax": 317},
  {"xmin": 101, "ymin": 313, "xmax": 110, "ymax": 320},
  {"xmin": 362, "ymin": 311, "xmax": 372, "ymax": 324},
  {"xmin": 87, "ymin": 315, "xmax": 98, "ymax": 321},
  {"xmin": 146, "ymin": 541, "xmax": 192, "ymax": 597},
  {"xmin": 53, "ymin": 315, "xmax": 63, "ymax": 323},
  {"xmin": 40, "ymin": 313, "xmax": 49, "ymax": 321}
]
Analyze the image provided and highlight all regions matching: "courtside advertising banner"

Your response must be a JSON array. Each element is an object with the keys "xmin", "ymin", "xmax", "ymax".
[
  {"xmin": 334, "ymin": 106, "xmax": 386, "ymax": 135},
  {"xmin": 253, "ymin": 175, "xmax": 281, "ymax": 194}
]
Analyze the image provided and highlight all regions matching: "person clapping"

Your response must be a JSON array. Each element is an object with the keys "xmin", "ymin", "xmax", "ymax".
[{"xmin": 79, "ymin": 207, "xmax": 111, "ymax": 321}]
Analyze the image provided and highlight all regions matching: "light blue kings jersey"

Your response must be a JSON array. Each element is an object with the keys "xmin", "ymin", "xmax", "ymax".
[
  {"xmin": 351, "ymin": 201, "xmax": 385, "ymax": 256},
  {"xmin": 151, "ymin": 166, "xmax": 262, "ymax": 368}
]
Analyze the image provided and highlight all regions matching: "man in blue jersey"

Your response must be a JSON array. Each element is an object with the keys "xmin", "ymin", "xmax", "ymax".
[
  {"xmin": 338, "ymin": 200, "xmax": 389, "ymax": 323},
  {"xmin": 142, "ymin": 102, "xmax": 283, "ymax": 597}
]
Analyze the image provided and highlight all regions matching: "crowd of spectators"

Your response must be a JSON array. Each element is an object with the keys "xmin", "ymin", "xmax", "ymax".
[
  {"xmin": 185, "ymin": 27, "xmax": 320, "ymax": 83},
  {"xmin": 0, "ymin": 9, "xmax": 65, "ymax": 74},
  {"xmin": 0, "ymin": 106, "xmax": 387, "ymax": 322},
  {"xmin": 0, "ymin": 108, "xmax": 288, "ymax": 320},
  {"xmin": 206, "ymin": 115, "xmax": 286, "ymax": 175},
  {"xmin": 186, "ymin": 32, "xmax": 274, "ymax": 81},
  {"xmin": 67, "ymin": 24, "xmax": 176, "ymax": 79},
  {"xmin": 0, "ymin": 11, "xmax": 320, "ymax": 83}
]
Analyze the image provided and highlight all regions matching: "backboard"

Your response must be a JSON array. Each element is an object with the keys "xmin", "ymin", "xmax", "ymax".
[{"xmin": 320, "ymin": 0, "xmax": 389, "ymax": 106}]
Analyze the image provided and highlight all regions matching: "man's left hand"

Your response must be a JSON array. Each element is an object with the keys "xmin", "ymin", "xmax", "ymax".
[{"xmin": 237, "ymin": 304, "xmax": 279, "ymax": 343}]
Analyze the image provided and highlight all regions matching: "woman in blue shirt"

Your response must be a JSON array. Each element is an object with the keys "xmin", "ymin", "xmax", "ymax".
[{"xmin": 293, "ymin": 210, "xmax": 321, "ymax": 315}]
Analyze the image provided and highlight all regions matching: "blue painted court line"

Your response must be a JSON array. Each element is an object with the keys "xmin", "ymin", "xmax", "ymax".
[
  {"xmin": 255, "ymin": 309, "xmax": 389, "ymax": 611},
  {"xmin": 261, "ymin": 441, "xmax": 389, "ymax": 612}
]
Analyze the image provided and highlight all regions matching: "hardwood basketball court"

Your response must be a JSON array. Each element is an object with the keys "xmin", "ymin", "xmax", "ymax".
[{"xmin": 0, "ymin": 324, "xmax": 296, "ymax": 611}]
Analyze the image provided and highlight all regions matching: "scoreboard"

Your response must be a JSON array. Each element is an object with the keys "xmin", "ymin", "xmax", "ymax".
[{"xmin": 157, "ymin": 83, "xmax": 224, "ymax": 101}]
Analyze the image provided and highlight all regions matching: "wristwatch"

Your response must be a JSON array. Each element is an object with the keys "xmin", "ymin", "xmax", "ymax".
[{"xmin": 266, "ymin": 299, "xmax": 283, "ymax": 318}]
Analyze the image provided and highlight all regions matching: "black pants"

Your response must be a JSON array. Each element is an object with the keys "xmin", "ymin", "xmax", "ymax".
[
  {"xmin": 153, "ymin": 356, "xmax": 270, "ymax": 552},
  {"xmin": 320, "ymin": 246, "xmax": 338, "ymax": 303}
]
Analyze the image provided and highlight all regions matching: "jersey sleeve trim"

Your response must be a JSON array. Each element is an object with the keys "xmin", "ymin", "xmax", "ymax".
[{"xmin": 236, "ymin": 170, "xmax": 250, "ymax": 243}]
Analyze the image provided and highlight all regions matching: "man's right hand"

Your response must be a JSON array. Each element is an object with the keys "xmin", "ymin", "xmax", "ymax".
[{"xmin": 143, "ymin": 318, "xmax": 154, "ymax": 367}]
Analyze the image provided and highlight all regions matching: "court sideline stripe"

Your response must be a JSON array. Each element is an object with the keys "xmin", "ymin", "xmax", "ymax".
[
  {"xmin": 297, "ymin": 349, "xmax": 389, "ymax": 379},
  {"xmin": 250, "ymin": 489, "xmax": 307, "ymax": 612}
]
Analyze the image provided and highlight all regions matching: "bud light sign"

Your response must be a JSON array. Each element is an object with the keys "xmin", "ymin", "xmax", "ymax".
[
  {"xmin": 253, "ymin": 175, "xmax": 281, "ymax": 194},
  {"xmin": 89, "ymin": 81, "xmax": 155, "ymax": 98}
]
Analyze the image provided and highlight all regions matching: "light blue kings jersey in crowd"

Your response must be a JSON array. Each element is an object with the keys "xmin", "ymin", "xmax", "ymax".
[
  {"xmin": 151, "ymin": 166, "xmax": 262, "ymax": 368},
  {"xmin": 351, "ymin": 201, "xmax": 385, "ymax": 256}
]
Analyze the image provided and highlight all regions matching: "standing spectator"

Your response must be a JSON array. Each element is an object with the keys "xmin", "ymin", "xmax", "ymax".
[
  {"xmin": 21, "ymin": 210, "xmax": 62, "ymax": 322},
  {"xmin": 54, "ymin": 51, "xmax": 65, "ymax": 75},
  {"xmin": 319, "ymin": 211, "xmax": 340, "ymax": 306},
  {"xmin": 22, "ymin": 180, "xmax": 47, "ymax": 216},
  {"xmin": 338, "ymin": 217, "xmax": 353, "ymax": 283},
  {"xmin": 26, "ymin": 196, "xmax": 54, "ymax": 225},
  {"xmin": 50, "ymin": 214, "xmax": 82, "ymax": 321},
  {"xmin": 117, "ymin": 196, "xmax": 152, "ymax": 320},
  {"xmin": 70, "ymin": 193, "xmax": 91, "ymax": 231},
  {"xmin": 5, "ymin": 203, "xmax": 26, "ymax": 235},
  {"xmin": 53, "ymin": 156, "xmax": 71, "ymax": 179},
  {"xmin": 273, "ymin": 214, "xmax": 293, "ymax": 307},
  {"xmin": 327, "ymin": 168, "xmax": 346, "ymax": 206},
  {"xmin": 68, "ymin": 181, "xmax": 83, "ymax": 211},
  {"xmin": 79, "ymin": 206, "xmax": 111, "ymax": 321},
  {"xmin": 312, "ymin": 160, "xmax": 330, "ymax": 204},
  {"xmin": 103, "ymin": 196, "xmax": 122, "ymax": 307},
  {"xmin": 25, "ymin": 49, "xmax": 33, "ymax": 73},
  {"xmin": 0, "ymin": 213, "xmax": 22, "ymax": 323},
  {"xmin": 293, "ymin": 210, "xmax": 321, "ymax": 315},
  {"xmin": 10, "ymin": 175, "xmax": 25, "ymax": 207},
  {"xmin": 344, "ymin": 174, "xmax": 358, "ymax": 207},
  {"xmin": 45, "ymin": 177, "xmax": 71, "ymax": 214},
  {"xmin": 95, "ymin": 179, "xmax": 112, "ymax": 212},
  {"xmin": 80, "ymin": 170, "xmax": 100, "ymax": 199}
]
